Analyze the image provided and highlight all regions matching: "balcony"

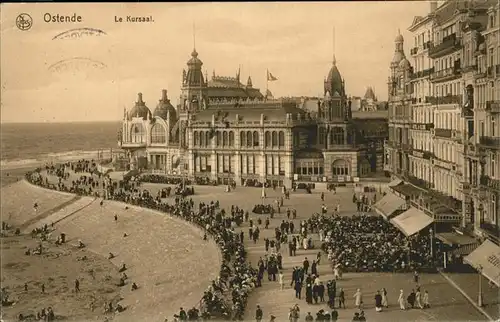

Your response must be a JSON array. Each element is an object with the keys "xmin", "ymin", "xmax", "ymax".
[
  {"xmin": 487, "ymin": 65, "xmax": 495, "ymax": 78},
  {"xmin": 411, "ymin": 123, "xmax": 434, "ymax": 131},
  {"xmin": 410, "ymin": 68, "xmax": 434, "ymax": 80},
  {"xmin": 425, "ymin": 95, "xmax": 463, "ymax": 105},
  {"xmin": 479, "ymin": 221, "xmax": 500, "ymax": 241},
  {"xmin": 429, "ymin": 33, "xmax": 462, "ymax": 58},
  {"xmin": 480, "ymin": 175, "xmax": 500, "ymax": 191},
  {"xmin": 119, "ymin": 141, "xmax": 147, "ymax": 148},
  {"xmin": 410, "ymin": 47, "xmax": 418, "ymax": 55},
  {"xmin": 461, "ymin": 64, "xmax": 478, "ymax": 73},
  {"xmin": 434, "ymin": 128, "xmax": 453, "ymax": 138},
  {"xmin": 423, "ymin": 41, "xmax": 432, "ymax": 50},
  {"xmin": 430, "ymin": 66, "xmax": 461, "ymax": 83},
  {"xmin": 479, "ymin": 136, "xmax": 500, "ymax": 150},
  {"xmin": 412, "ymin": 149, "xmax": 433, "ymax": 160},
  {"xmin": 406, "ymin": 175, "xmax": 433, "ymax": 189},
  {"xmin": 486, "ymin": 100, "xmax": 500, "ymax": 114}
]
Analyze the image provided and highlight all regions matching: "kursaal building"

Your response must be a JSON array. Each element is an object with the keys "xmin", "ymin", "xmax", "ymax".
[{"xmin": 118, "ymin": 47, "xmax": 388, "ymax": 188}]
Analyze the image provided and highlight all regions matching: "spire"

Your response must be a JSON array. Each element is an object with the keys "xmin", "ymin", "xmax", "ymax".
[
  {"xmin": 332, "ymin": 26, "xmax": 336, "ymax": 66},
  {"xmin": 193, "ymin": 22, "xmax": 196, "ymax": 51}
]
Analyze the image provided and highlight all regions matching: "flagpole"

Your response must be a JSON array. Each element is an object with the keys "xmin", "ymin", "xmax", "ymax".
[{"xmin": 266, "ymin": 69, "xmax": 269, "ymax": 99}]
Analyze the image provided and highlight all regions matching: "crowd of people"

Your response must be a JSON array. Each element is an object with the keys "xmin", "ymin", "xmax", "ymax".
[
  {"xmin": 25, "ymin": 160, "xmax": 258, "ymax": 320},
  {"xmin": 298, "ymin": 213, "xmax": 434, "ymax": 273}
]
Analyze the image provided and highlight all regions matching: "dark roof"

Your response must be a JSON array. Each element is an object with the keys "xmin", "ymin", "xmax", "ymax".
[
  {"xmin": 207, "ymin": 87, "xmax": 263, "ymax": 99},
  {"xmin": 352, "ymin": 110, "xmax": 388, "ymax": 119},
  {"xmin": 433, "ymin": 1, "xmax": 466, "ymax": 25},
  {"xmin": 153, "ymin": 90, "xmax": 177, "ymax": 120},
  {"xmin": 128, "ymin": 93, "xmax": 152, "ymax": 120},
  {"xmin": 194, "ymin": 101, "xmax": 305, "ymax": 122}
]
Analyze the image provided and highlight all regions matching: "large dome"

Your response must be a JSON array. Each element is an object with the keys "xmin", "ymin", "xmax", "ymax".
[
  {"xmin": 325, "ymin": 62, "xmax": 343, "ymax": 96},
  {"xmin": 128, "ymin": 93, "xmax": 152, "ymax": 120},
  {"xmin": 153, "ymin": 89, "xmax": 177, "ymax": 120}
]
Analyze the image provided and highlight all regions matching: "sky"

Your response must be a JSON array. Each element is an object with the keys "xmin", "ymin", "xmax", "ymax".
[{"xmin": 1, "ymin": 1, "xmax": 431, "ymax": 123}]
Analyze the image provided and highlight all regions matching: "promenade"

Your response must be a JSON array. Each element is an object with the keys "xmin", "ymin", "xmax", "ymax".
[{"xmin": 1, "ymin": 171, "xmax": 491, "ymax": 321}]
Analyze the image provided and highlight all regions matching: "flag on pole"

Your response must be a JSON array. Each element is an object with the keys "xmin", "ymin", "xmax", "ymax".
[{"xmin": 267, "ymin": 70, "xmax": 278, "ymax": 81}]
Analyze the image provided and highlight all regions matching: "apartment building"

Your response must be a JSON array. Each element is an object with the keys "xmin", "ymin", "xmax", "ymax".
[{"xmin": 384, "ymin": 0, "xmax": 499, "ymax": 242}]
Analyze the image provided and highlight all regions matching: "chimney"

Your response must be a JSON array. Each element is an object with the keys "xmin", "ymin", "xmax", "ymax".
[
  {"xmin": 430, "ymin": 1, "xmax": 437, "ymax": 13},
  {"xmin": 162, "ymin": 89, "xmax": 168, "ymax": 101},
  {"xmin": 137, "ymin": 93, "xmax": 143, "ymax": 103}
]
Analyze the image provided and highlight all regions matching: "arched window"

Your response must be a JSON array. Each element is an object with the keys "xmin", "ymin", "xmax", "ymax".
[
  {"xmin": 332, "ymin": 127, "xmax": 345, "ymax": 145},
  {"xmin": 194, "ymin": 131, "xmax": 199, "ymax": 146},
  {"xmin": 278, "ymin": 131, "xmax": 285, "ymax": 148},
  {"xmin": 130, "ymin": 123, "xmax": 145, "ymax": 143},
  {"xmin": 272, "ymin": 131, "xmax": 278, "ymax": 147},
  {"xmin": 200, "ymin": 131, "xmax": 206, "ymax": 147},
  {"xmin": 265, "ymin": 131, "xmax": 271, "ymax": 147},
  {"xmin": 216, "ymin": 132, "xmax": 221, "ymax": 146},
  {"xmin": 229, "ymin": 131, "xmax": 235, "ymax": 147},
  {"xmin": 332, "ymin": 159, "xmax": 349, "ymax": 176},
  {"xmin": 253, "ymin": 131, "xmax": 259, "ymax": 147},
  {"xmin": 359, "ymin": 158, "xmax": 371, "ymax": 176},
  {"xmin": 151, "ymin": 123, "xmax": 166, "ymax": 144},
  {"xmin": 205, "ymin": 132, "xmax": 211, "ymax": 146},
  {"xmin": 247, "ymin": 131, "xmax": 252, "ymax": 147},
  {"xmin": 223, "ymin": 131, "xmax": 228, "ymax": 147},
  {"xmin": 240, "ymin": 131, "xmax": 246, "ymax": 147},
  {"xmin": 319, "ymin": 127, "xmax": 326, "ymax": 145}
]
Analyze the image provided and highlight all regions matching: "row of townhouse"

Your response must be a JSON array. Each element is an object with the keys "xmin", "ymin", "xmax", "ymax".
[{"xmin": 381, "ymin": 0, "xmax": 499, "ymax": 288}]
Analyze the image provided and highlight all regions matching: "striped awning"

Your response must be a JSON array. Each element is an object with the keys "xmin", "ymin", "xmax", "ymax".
[{"xmin": 373, "ymin": 192, "xmax": 406, "ymax": 220}]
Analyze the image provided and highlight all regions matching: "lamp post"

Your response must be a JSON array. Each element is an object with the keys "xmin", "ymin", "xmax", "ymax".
[
  {"xmin": 478, "ymin": 264, "xmax": 483, "ymax": 307},
  {"xmin": 429, "ymin": 228, "xmax": 434, "ymax": 261}
]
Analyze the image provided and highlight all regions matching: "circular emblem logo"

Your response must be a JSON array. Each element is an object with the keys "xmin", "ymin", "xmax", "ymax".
[{"xmin": 16, "ymin": 13, "xmax": 33, "ymax": 31}]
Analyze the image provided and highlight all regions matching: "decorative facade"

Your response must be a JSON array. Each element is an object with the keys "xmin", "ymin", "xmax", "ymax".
[
  {"xmin": 118, "ymin": 47, "xmax": 388, "ymax": 188},
  {"xmin": 384, "ymin": 0, "xmax": 499, "ymax": 244}
]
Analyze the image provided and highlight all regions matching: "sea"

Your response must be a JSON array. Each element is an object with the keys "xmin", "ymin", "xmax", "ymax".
[{"xmin": 1, "ymin": 122, "xmax": 120, "ymax": 170}]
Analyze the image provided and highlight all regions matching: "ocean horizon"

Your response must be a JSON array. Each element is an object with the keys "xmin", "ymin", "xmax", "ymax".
[{"xmin": 1, "ymin": 121, "xmax": 121, "ymax": 169}]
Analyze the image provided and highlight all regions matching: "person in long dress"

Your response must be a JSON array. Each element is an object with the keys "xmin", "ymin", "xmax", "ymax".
[
  {"xmin": 374, "ymin": 290, "xmax": 383, "ymax": 312},
  {"xmin": 381, "ymin": 288, "xmax": 388, "ymax": 308},
  {"xmin": 398, "ymin": 289, "xmax": 406, "ymax": 310},
  {"xmin": 422, "ymin": 290, "xmax": 430, "ymax": 308},
  {"xmin": 415, "ymin": 289, "xmax": 423, "ymax": 309},
  {"xmin": 353, "ymin": 289, "xmax": 363, "ymax": 309}
]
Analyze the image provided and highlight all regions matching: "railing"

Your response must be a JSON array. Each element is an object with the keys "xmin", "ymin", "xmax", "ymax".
[
  {"xmin": 486, "ymin": 100, "xmax": 500, "ymax": 114},
  {"xmin": 119, "ymin": 141, "xmax": 147, "ymax": 148},
  {"xmin": 479, "ymin": 136, "xmax": 500, "ymax": 149},
  {"xmin": 461, "ymin": 64, "xmax": 478, "ymax": 73},
  {"xmin": 479, "ymin": 175, "xmax": 500, "ymax": 191},
  {"xmin": 406, "ymin": 175, "xmax": 432, "ymax": 189},
  {"xmin": 430, "ymin": 66, "xmax": 461, "ymax": 82},
  {"xmin": 423, "ymin": 41, "xmax": 432, "ymax": 50},
  {"xmin": 479, "ymin": 221, "xmax": 500, "ymax": 240},
  {"xmin": 412, "ymin": 149, "xmax": 433, "ymax": 160},
  {"xmin": 411, "ymin": 123, "xmax": 434, "ymax": 131},
  {"xmin": 425, "ymin": 95, "xmax": 463, "ymax": 105},
  {"xmin": 410, "ymin": 68, "xmax": 434, "ymax": 80},
  {"xmin": 434, "ymin": 128, "xmax": 453, "ymax": 138},
  {"xmin": 429, "ymin": 33, "xmax": 461, "ymax": 58}
]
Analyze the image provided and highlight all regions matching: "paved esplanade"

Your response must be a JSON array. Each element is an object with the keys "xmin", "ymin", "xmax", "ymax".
[
  {"xmin": 140, "ymin": 183, "xmax": 486, "ymax": 322},
  {"xmin": 38, "ymin": 169, "xmax": 486, "ymax": 322}
]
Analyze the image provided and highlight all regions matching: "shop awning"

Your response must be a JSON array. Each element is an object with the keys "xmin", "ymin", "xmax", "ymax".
[
  {"xmin": 390, "ymin": 207, "xmax": 434, "ymax": 237},
  {"xmin": 388, "ymin": 178, "xmax": 403, "ymax": 187},
  {"xmin": 464, "ymin": 240, "xmax": 500, "ymax": 287},
  {"xmin": 436, "ymin": 232, "xmax": 477, "ymax": 246},
  {"xmin": 373, "ymin": 192, "xmax": 406, "ymax": 220}
]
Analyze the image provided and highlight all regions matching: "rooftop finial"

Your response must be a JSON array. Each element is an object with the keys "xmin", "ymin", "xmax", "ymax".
[
  {"xmin": 193, "ymin": 22, "xmax": 196, "ymax": 50},
  {"xmin": 332, "ymin": 26, "xmax": 336, "ymax": 66}
]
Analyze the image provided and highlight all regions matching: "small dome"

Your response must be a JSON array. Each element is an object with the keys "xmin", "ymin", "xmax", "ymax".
[
  {"xmin": 325, "ymin": 63, "xmax": 343, "ymax": 96},
  {"xmin": 153, "ymin": 89, "xmax": 177, "ymax": 120},
  {"xmin": 392, "ymin": 51, "xmax": 405, "ymax": 64},
  {"xmin": 187, "ymin": 48, "xmax": 203, "ymax": 67},
  {"xmin": 395, "ymin": 32, "xmax": 404, "ymax": 43},
  {"xmin": 399, "ymin": 58, "xmax": 411, "ymax": 69},
  {"xmin": 128, "ymin": 93, "xmax": 152, "ymax": 120}
]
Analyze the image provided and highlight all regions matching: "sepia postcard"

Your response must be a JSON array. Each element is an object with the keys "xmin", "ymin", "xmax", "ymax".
[{"xmin": 1, "ymin": 2, "xmax": 499, "ymax": 322}]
